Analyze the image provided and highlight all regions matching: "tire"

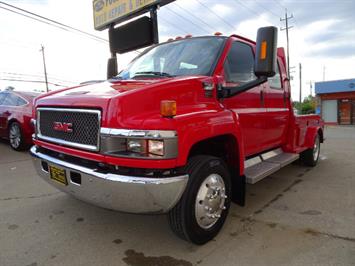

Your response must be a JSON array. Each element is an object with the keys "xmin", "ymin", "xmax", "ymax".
[
  {"xmin": 168, "ymin": 155, "xmax": 231, "ymax": 245},
  {"xmin": 8, "ymin": 122, "xmax": 26, "ymax": 151},
  {"xmin": 300, "ymin": 134, "xmax": 320, "ymax": 167}
]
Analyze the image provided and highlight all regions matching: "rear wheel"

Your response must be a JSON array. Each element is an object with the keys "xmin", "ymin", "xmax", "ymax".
[
  {"xmin": 168, "ymin": 155, "xmax": 231, "ymax": 245},
  {"xmin": 300, "ymin": 134, "xmax": 320, "ymax": 167},
  {"xmin": 9, "ymin": 122, "xmax": 26, "ymax": 151}
]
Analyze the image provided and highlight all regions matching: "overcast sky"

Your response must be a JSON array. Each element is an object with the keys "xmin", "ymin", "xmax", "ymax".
[{"xmin": 0, "ymin": 0, "xmax": 354, "ymax": 101}]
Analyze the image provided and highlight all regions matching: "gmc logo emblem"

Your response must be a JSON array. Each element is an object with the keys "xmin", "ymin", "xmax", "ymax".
[{"xmin": 53, "ymin": 122, "xmax": 73, "ymax": 133}]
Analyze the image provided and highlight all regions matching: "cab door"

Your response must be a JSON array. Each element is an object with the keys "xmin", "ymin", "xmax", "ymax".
[
  {"xmin": 221, "ymin": 41, "xmax": 267, "ymax": 157},
  {"xmin": 263, "ymin": 60, "xmax": 290, "ymax": 148}
]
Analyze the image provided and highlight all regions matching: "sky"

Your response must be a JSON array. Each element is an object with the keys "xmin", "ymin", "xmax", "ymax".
[{"xmin": 0, "ymin": 0, "xmax": 354, "ymax": 101}]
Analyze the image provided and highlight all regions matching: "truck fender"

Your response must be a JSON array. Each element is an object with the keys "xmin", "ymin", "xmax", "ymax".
[
  {"xmin": 176, "ymin": 110, "xmax": 246, "ymax": 206},
  {"xmin": 304, "ymin": 127, "xmax": 323, "ymax": 149}
]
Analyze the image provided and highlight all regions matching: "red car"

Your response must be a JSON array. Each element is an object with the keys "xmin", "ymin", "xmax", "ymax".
[{"xmin": 0, "ymin": 90, "xmax": 39, "ymax": 150}]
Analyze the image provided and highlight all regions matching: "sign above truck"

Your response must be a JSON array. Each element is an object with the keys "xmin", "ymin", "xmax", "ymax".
[{"xmin": 93, "ymin": 0, "xmax": 175, "ymax": 30}]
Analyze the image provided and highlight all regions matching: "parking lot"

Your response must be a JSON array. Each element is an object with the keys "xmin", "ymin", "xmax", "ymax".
[{"xmin": 0, "ymin": 126, "xmax": 354, "ymax": 266}]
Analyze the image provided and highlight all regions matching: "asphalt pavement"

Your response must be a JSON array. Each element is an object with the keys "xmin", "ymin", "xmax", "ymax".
[{"xmin": 0, "ymin": 126, "xmax": 354, "ymax": 266}]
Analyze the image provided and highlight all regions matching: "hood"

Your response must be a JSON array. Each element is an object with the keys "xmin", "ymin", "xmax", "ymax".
[{"xmin": 35, "ymin": 76, "xmax": 219, "ymax": 128}]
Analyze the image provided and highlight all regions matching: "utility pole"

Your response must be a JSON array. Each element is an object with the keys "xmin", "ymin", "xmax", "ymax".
[
  {"xmin": 323, "ymin": 66, "xmax": 326, "ymax": 81},
  {"xmin": 40, "ymin": 45, "xmax": 49, "ymax": 92},
  {"xmin": 280, "ymin": 9, "xmax": 293, "ymax": 78},
  {"xmin": 299, "ymin": 63, "xmax": 302, "ymax": 103}
]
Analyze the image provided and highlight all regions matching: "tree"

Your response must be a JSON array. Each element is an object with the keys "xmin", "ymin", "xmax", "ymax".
[{"xmin": 293, "ymin": 95, "xmax": 316, "ymax": 115}]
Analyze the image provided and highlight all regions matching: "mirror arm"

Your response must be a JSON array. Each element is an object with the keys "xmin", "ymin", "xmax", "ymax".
[{"xmin": 219, "ymin": 76, "xmax": 268, "ymax": 98}]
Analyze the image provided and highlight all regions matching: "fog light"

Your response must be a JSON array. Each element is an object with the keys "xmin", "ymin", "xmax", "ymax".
[{"xmin": 148, "ymin": 140, "xmax": 164, "ymax": 156}]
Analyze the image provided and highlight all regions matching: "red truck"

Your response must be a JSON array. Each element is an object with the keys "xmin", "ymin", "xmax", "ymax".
[{"xmin": 30, "ymin": 27, "xmax": 324, "ymax": 244}]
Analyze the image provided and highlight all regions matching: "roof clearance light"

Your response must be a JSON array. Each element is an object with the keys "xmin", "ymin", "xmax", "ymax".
[
  {"xmin": 260, "ymin": 41, "xmax": 267, "ymax": 60},
  {"xmin": 185, "ymin": 34, "xmax": 192, "ymax": 38},
  {"xmin": 214, "ymin": 32, "xmax": 223, "ymax": 36},
  {"xmin": 161, "ymin": 100, "xmax": 177, "ymax": 118},
  {"xmin": 167, "ymin": 38, "xmax": 174, "ymax": 42},
  {"xmin": 175, "ymin": 36, "xmax": 183, "ymax": 40}
]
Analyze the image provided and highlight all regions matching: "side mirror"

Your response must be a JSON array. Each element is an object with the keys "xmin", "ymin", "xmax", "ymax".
[
  {"xmin": 107, "ymin": 57, "xmax": 118, "ymax": 79},
  {"xmin": 254, "ymin": 26, "xmax": 278, "ymax": 78}
]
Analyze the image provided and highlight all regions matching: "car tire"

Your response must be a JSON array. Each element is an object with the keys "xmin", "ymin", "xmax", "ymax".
[
  {"xmin": 300, "ymin": 134, "xmax": 320, "ymax": 167},
  {"xmin": 9, "ymin": 122, "xmax": 26, "ymax": 151},
  {"xmin": 168, "ymin": 155, "xmax": 231, "ymax": 245}
]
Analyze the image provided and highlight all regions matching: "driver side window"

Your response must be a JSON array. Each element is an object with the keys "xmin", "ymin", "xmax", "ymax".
[{"xmin": 224, "ymin": 41, "xmax": 257, "ymax": 85}]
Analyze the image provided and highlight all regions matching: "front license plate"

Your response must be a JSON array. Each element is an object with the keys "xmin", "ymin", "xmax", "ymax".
[{"xmin": 49, "ymin": 165, "xmax": 68, "ymax": 185}]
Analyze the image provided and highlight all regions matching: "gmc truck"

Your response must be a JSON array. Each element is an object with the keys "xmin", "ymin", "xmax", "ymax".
[{"xmin": 30, "ymin": 27, "xmax": 324, "ymax": 244}]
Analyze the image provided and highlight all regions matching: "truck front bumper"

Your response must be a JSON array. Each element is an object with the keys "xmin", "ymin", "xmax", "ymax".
[{"xmin": 30, "ymin": 146, "xmax": 188, "ymax": 214}]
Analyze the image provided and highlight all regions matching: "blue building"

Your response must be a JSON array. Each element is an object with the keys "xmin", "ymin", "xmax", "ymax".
[{"xmin": 315, "ymin": 78, "xmax": 355, "ymax": 125}]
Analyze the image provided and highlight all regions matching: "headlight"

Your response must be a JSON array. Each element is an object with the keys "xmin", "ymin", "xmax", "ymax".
[
  {"xmin": 127, "ymin": 139, "xmax": 147, "ymax": 154},
  {"xmin": 148, "ymin": 140, "xmax": 164, "ymax": 156},
  {"xmin": 100, "ymin": 129, "xmax": 177, "ymax": 159}
]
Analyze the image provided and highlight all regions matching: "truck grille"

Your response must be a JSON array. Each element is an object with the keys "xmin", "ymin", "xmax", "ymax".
[{"xmin": 37, "ymin": 108, "xmax": 101, "ymax": 151}]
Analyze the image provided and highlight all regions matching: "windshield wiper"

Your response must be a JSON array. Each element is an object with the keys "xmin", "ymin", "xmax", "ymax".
[{"xmin": 133, "ymin": 71, "xmax": 174, "ymax": 78}]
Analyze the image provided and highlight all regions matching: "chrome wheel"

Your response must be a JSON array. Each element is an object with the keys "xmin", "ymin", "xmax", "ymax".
[
  {"xmin": 195, "ymin": 173, "xmax": 227, "ymax": 229},
  {"xmin": 9, "ymin": 124, "xmax": 21, "ymax": 149},
  {"xmin": 313, "ymin": 136, "xmax": 320, "ymax": 161}
]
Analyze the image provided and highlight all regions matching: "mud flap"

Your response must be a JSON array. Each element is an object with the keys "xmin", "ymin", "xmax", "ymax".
[{"xmin": 232, "ymin": 174, "xmax": 246, "ymax": 206}]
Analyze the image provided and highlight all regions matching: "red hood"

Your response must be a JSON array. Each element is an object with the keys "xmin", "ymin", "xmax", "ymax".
[{"xmin": 35, "ymin": 76, "xmax": 219, "ymax": 129}]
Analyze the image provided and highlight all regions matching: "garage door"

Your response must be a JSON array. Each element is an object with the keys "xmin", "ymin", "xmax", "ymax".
[{"xmin": 322, "ymin": 100, "xmax": 338, "ymax": 123}]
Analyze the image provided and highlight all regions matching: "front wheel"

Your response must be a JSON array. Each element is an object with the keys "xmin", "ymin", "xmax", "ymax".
[
  {"xmin": 168, "ymin": 155, "xmax": 231, "ymax": 245},
  {"xmin": 300, "ymin": 134, "xmax": 320, "ymax": 167}
]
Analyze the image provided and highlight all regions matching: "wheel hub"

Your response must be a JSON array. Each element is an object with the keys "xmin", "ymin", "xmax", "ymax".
[
  {"xmin": 313, "ymin": 136, "xmax": 320, "ymax": 161},
  {"xmin": 195, "ymin": 174, "xmax": 227, "ymax": 229}
]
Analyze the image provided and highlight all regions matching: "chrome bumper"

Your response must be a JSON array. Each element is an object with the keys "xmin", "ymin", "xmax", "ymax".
[{"xmin": 30, "ymin": 146, "xmax": 188, "ymax": 214}]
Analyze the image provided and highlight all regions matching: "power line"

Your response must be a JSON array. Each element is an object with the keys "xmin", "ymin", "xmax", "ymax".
[
  {"xmin": 173, "ymin": 3, "xmax": 219, "ymax": 33},
  {"xmin": 254, "ymin": 0, "xmax": 282, "ymax": 19},
  {"xmin": 0, "ymin": 78, "xmax": 67, "ymax": 87},
  {"xmin": 0, "ymin": 72, "xmax": 77, "ymax": 84},
  {"xmin": 0, "ymin": 1, "xmax": 108, "ymax": 44},
  {"xmin": 273, "ymin": 0, "xmax": 287, "ymax": 10},
  {"xmin": 165, "ymin": 6, "xmax": 210, "ymax": 34},
  {"xmin": 194, "ymin": 0, "xmax": 236, "ymax": 31},
  {"xmin": 159, "ymin": 16, "xmax": 188, "ymax": 35},
  {"xmin": 233, "ymin": 0, "xmax": 264, "ymax": 18},
  {"xmin": 0, "ymin": 6, "xmax": 69, "ymax": 32}
]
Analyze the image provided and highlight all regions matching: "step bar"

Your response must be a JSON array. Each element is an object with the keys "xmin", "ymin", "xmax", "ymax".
[{"xmin": 245, "ymin": 148, "xmax": 299, "ymax": 184}]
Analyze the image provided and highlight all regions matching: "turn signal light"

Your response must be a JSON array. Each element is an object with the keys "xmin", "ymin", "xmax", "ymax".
[
  {"xmin": 161, "ymin": 100, "xmax": 177, "ymax": 118},
  {"xmin": 260, "ymin": 41, "xmax": 267, "ymax": 60}
]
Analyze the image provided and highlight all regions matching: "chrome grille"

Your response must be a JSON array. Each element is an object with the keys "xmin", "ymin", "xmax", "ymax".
[{"xmin": 37, "ymin": 108, "xmax": 101, "ymax": 151}]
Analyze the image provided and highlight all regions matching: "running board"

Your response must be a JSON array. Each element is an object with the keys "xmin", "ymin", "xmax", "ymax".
[{"xmin": 245, "ymin": 148, "xmax": 299, "ymax": 184}]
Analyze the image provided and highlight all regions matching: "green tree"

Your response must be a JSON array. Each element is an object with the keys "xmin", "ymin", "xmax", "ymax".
[{"xmin": 293, "ymin": 95, "xmax": 316, "ymax": 115}]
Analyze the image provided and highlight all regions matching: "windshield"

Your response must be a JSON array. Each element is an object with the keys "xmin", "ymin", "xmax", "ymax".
[{"xmin": 117, "ymin": 37, "xmax": 226, "ymax": 79}]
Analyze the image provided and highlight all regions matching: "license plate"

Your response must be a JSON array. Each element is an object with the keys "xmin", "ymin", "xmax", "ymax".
[{"xmin": 49, "ymin": 165, "xmax": 68, "ymax": 185}]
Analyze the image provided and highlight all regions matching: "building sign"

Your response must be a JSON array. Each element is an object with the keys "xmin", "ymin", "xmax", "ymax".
[{"xmin": 93, "ymin": 0, "xmax": 174, "ymax": 30}]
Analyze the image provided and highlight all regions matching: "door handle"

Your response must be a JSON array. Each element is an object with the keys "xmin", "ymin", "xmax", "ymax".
[
  {"xmin": 283, "ymin": 91, "xmax": 287, "ymax": 107},
  {"xmin": 260, "ymin": 90, "xmax": 265, "ymax": 107}
]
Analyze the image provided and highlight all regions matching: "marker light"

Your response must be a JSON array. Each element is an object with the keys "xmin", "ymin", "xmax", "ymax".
[
  {"xmin": 167, "ymin": 38, "xmax": 174, "ymax": 42},
  {"xmin": 175, "ymin": 36, "xmax": 183, "ymax": 40},
  {"xmin": 214, "ymin": 32, "xmax": 223, "ymax": 36},
  {"xmin": 185, "ymin": 34, "xmax": 192, "ymax": 38},
  {"xmin": 260, "ymin": 41, "xmax": 267, "ymax": 60},
  {"xmin": 161, "ymin": 100, "xmax": 177, "ymax": 118}
]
